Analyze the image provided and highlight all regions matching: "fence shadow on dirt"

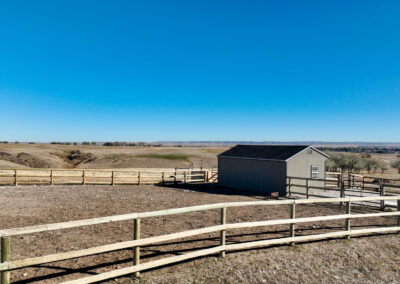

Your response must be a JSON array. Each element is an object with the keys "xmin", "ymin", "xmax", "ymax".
[
  {"xmin": 156, "ymin": 182, "xmax": 269, "ymax": 200},
  {"xmin": 12, "ymin": 224, "xmax": 392, "ymax": 284}
]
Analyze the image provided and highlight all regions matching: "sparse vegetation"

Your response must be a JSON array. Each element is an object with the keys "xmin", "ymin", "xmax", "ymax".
[
  {"xmin": 135, "ymin": 153, "xmax": 193, "ymax": 161},
  {"xmin": 321, "ymin": 146, "xmax": 400, "ymax": 154},
  {"xmin": 326, "ymin": 153, "xmax": 388, "ymax": 174},
  {"xmin": 66, "ymin": 150, "xmax": 96, "ymax": 166},
  {"xmin": 391, "ymin": 160, "xmax": 400, "ymax": 173}
]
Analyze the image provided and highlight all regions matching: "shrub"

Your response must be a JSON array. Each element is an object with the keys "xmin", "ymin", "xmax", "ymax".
[{"xmin": 391, "ymin": 160, "xmax": 400, "ymax": 173}]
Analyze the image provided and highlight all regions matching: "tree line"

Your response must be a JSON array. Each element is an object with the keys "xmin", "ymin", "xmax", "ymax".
[{"xmin": 326, "ymin": 153, "xmax": 400, "ymax": 174}]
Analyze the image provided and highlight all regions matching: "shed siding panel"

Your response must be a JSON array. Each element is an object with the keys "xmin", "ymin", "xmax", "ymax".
[
  {"xmin": 287, "ymin": 148, "xmax": 327, "ymax": 194},
  {"xmin": 218, "ymin": 157, "xmax": 286, "ymax": 195}
]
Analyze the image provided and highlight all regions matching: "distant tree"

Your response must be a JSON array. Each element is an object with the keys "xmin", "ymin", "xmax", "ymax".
[
  {"xmin": 326, "ymin": 153, "xmax": 364, "ymax": 173},
  {"xmin": 372, "ymin": 161, "xmax": 381, "ymax": 173},
  {"xmin": 391, "ymin": 160, "xmax": 400, "ymax": 173},
  {"xmin": 91, "ymin": 142, "xmax": 96, "ymax": 145},
  {"xmin": 73, "ymin": 142, "xmax": 78, "ymax": 145},
  {"xmin": 82, "ymin": 141, "xmax": 90, "ymax": 145},
  {"xmin": 326, "ymin": 158, "xmax": 337, "ymax": 172},
  {"xmin": 379, "ymin": 162, "xmax": 388, "ymax": 174},
  {"xmin": 353, "ymin": 158, "xmax": 366, "ymax": 173},
  {"xmin": 364, "ymin": 159, "xmax": 379, "ymax": 173},
  {"xmin": 103, "ymin": 142, "xmax": 114, "ymax": 146}
]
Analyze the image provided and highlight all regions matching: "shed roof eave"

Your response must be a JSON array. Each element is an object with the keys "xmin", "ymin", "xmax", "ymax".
[
  {"xmin": 285, "ymin": 146, "xmax": 330, "ymax": 162},
  {"xmin": 218, "ymin": 156, "xmax": 287, "ymax": 162}
]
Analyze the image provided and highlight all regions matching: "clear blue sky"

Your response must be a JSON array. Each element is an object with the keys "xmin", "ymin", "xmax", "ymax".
[{"xmin": 0, "ymin": 0, "xmax": 399, "ymax": 142}]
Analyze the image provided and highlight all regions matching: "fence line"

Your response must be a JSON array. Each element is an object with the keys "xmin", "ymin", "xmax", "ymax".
[
  {"xmin": 287, "ymin": 174, "xmax": 400, "ymax": 210},
  {"xmin": 1, "ymin": 196, "xmax": 399, "ymax": 283},
  {"xmin": 0, "ymin": 168, "xmax": 218, "ymax": 186}
]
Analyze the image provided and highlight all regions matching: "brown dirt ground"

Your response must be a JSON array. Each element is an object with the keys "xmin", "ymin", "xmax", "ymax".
[{"xmin": 0, "ymin": 184, "xmax": 399, "ymax": 283}]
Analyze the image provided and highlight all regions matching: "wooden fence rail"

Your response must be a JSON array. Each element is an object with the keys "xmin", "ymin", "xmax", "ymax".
[
  {"xmin": 0, "ymin": 196, "xmax": 399, "ymax": 283},
  {"xmin": 0, "ymin": 168, "xmax": 218, "ymax": 186}
]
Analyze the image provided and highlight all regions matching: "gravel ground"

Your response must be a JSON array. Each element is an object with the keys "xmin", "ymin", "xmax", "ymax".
[{"xmin": 0, "ymin": 184, "xmax": 399, "ymax": 283}]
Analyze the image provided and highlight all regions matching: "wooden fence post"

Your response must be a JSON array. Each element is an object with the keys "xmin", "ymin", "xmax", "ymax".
[
  {"xmin": 162, "ymin": 172, "xmax": 165, "ymax": 185},
  {"xmin": 138, "ymin": 172, "xmax": 141, "ymax": 185},
  {"xmin": 82, "ymin": 170, "xmax": 86, "ymax": 185},
  {"xmin": 362, "ymin": 176, "xmax": 365, "ymax": 191},
  {"xmin": 204, "ymin": 170, "xmax": 208, "ymax": 183},
  {"xmin": 347, "ymin": 172, "xmax": 351, "ymax": 188},
  {"xmin": 306, "ymin": 179, "xmax": 309, "ymax": 199},
  {"xmin": 133, "ymin": 219, "xmax": 141, "ymax": 278},
  {"xmin": 14, "ymin": 170, "xmax": 18, "ymax": 186},
  {"xmin": 345, "ymin": 201, "xmax": 351, "ymax": 239},
  {"xmin": 287, "ymin": 177, "xmax": 292, "ymax": 197},
  {"xmin": 340, "ymin": 180, "xmax": 345, "ymax": 202},
  {"xmin": 174, "ymin": 168, "xmax": 177, "ymax": 184},
  {"xmin": 337, "ymin": 174, "xmax": 340, "ymax": 189},
  {"xmin": 290, "ymin": 202, "xmax": 296, "ymax": 246},
  {"xmin": 184, "ymin": 172, "xmax": 187, "ymax": 184},
  {"xmin": 397, "ymin": 200, "xmax": 400, "ymax": 234},
  {"xmin": 1, "ymin": 236, "xmax": 10, "ymax": 284},
  {"xmin": 50, "ymin": 170, "xmax": 54, "ymax": 186},
  {"xmin": 220, "ymin": 207, "xmax": 226, "ymax": 258},
  {"xmin": 380, "ymin": 182, "xmax": 385, "ymax": 211},
  {"xmin": 111, "ymin": 171, "xmax": 115, "ymax": 186}
]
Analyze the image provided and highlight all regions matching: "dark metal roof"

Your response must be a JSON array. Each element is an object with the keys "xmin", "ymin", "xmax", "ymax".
[{"xmin": 218, "ymin": 145, "xmax": 314, "ymax": 161}]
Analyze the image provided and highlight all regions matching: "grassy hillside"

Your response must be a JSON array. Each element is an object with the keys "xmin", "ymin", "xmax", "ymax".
[{"xmin": 0, "ymin": 144, "xmax": 227, "ymax": 169}]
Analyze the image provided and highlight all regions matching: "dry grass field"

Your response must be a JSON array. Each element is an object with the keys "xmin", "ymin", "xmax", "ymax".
[
  {"xmin": 0, "ymin": 144, "xmax": 227, "ymax": 169},
  {"xmin": 0, "ymin": 184, "xmax": 399, "ymax": 283}
]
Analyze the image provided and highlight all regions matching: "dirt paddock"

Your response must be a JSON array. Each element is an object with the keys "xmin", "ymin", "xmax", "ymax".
[{"xmin": 0, "ymin": 184, "xmax": 399, "ymax": 283}]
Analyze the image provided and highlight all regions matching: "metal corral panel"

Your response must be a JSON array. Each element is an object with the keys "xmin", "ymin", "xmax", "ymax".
[{"xmin": 218, "ymin": 156, "xmax": 286, "ymax": 195}]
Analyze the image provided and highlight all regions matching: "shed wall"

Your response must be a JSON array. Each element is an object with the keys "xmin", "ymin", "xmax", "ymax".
[
  {"xmin": 218, "ymin": 157, "xmax": 286, "ymax": 195},
  {"xmin": 287, "ymin": 148, "xmax": 327, "ymax": 194}
]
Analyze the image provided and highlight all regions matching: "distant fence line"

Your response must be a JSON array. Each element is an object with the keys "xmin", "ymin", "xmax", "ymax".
[
  {"xmin": 0, "ymin": 168, "xmax": 218, "ymax": 186},
  {"xmin": 0, "ymin": 196, "xmax": 399, "ymax": 283}
]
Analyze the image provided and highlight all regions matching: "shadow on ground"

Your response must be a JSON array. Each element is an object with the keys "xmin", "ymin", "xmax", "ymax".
[
  {"xmin": 155, "ymin": 182, "xmax": 270, "ymax": 200},
  {"xmin": 13, "ymin": 227, "xmax": 392, "ymax": 284}
]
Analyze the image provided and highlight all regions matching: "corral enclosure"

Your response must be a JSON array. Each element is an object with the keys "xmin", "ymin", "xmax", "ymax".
[
  {"xmin": 0, "ymin": 183, "xmax": 399, "ymax": 283},
  {"xmin": 0, "ymin": 144, "xmax": 399, "ymax": 283}
]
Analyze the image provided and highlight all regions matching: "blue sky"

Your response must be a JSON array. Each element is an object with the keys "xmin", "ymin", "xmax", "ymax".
[{"xmin": 0, "ymin": 0, "xmax": 399, "ymax": 142}]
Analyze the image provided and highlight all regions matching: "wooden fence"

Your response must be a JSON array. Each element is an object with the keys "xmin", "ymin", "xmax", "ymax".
[
  {"xmin": 287, "ymin": 175, "xmax": 400, "ymax": 210},
  {"xmin": 0, "ymin": 196, "xmax": 399, "ymax": 283},
  {"xmin": 0, "ymin": 168, "xmax": 218, "ymax": 186},
  {"xmin": 326, "ymin": 172, "xmax": 400, "ymax": 192}
]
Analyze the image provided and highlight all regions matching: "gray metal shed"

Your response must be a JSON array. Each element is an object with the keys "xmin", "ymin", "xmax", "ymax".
[{"xmin": 218, "ymin": 145, "xmax": 329, "ymax": 196}]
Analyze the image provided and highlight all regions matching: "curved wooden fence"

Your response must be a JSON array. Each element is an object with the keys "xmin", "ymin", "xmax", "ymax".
[{"xmin": 0, "ymin": 196, "xmax": 399, "ymax": 283}]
